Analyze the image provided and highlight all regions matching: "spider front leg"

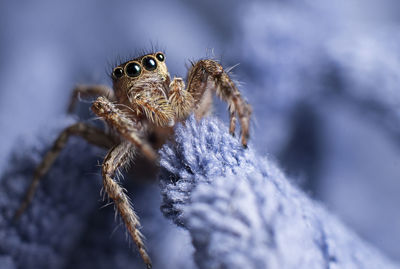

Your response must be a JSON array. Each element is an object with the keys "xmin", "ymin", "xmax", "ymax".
[
  {"xmin": 91, "ymin": 96, "xmax": 158, "ymax": 161},
  {"xmin": 14, "ymin": 122, "xmax": 116, "ymax": 220},
  {"xmin": 102, "ymin": 142, "xmax": 151, "ymax": 268},
  {"xmin": 168, "ymin": 77, "xmax": 194, "ymax": 121},
  {"xmin": 187, "ymin": 59, "xmax": 252, "ymax": 147},
  {"xmin": 68, "ymin": 84, "xmax": 115, "ymax": 113}
]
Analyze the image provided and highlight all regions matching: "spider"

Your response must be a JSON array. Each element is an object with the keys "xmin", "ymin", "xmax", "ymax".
[{"xmin": 14, "ymin": 51, "xmax": 252, "ymax": 268}]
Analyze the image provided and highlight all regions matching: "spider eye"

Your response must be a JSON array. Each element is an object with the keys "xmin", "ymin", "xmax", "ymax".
[
  {"xmin": 142, "ymin": 57, "xmax": 157, "ymax": 71},
  {"xmin": 125, "ymin": 62, "xmax": 142, "ymax": 77},
  {"xmin": 113, "ymin": 67, "xmax": 124, "ymax": 78},
  {"xmin": 156, "ymin": 53, "xmax": 165, "ymax": 62}
]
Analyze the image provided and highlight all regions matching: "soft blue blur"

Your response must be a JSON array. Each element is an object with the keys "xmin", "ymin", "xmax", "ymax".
[{"xmin": 1, "ymin": 0, "xmax": 400, "ymax": 263}]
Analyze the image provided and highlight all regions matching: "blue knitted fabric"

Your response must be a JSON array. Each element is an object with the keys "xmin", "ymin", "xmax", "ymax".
[{"xmin": 159, "ymin": 116, "xmax": 400, "ymax": 269}]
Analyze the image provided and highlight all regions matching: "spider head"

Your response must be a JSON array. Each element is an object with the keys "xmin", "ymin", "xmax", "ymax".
[{"xmin": 111, "ymin": 52, "xmax": 170, "ymax": 100}]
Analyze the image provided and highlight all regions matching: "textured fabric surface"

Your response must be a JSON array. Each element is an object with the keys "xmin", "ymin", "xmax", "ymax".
[{"xmin": 159, "ymin": 116, "xmax": 400, "ymax": 269}]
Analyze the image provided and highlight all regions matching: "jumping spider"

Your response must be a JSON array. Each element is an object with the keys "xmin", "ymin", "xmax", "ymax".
[{"xmin": 14, "ymin": 52, "xmax": 252, "ymax": 268}]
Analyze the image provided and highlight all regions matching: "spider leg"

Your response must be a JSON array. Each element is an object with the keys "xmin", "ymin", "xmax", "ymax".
[
  {"xmin": 92, "ymin": 96, "xmax": 158, "ymax": 161},
  {"xmin": 133, "ymin": 93, "xmax": 175, "ymax": 127},
  {"xmin": 68, "ymin": 84, "xmax": 115, "ymax": 113},
  {"xmin": 13, "ymin": 122, "xmax": 116, "ymax": 220},
  {"xmin": 187, "ymin": 59, "xmax": 252, "ymax": 147},
  {"xmin": 168, "ymin": 77, "xmax": 194, "ymax": 121},
  {"xmin": 102, "ymin": 142, "xmax": 152, "ymax": 269}
]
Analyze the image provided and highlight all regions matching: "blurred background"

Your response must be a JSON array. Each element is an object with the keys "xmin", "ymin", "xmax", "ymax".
[{"xmin": 1, "ymin": 0, "xmax": 400, "ymax": 264}]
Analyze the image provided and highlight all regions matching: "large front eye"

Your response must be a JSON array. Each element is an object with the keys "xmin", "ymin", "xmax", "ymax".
[
  {"xmin": 113, "ymin": 67, "xmax": 124, "ymax": 78},
  {"xmin": 125, "ymin": 62, "xmax": 141, "ymax": 77},
  {"xmin": 142, "ymin": 57, "xmax": 157, "ymax": 71}
]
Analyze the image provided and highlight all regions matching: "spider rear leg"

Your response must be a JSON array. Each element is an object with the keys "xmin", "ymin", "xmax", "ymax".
[
  {"xmin": 68, "ymin": 84, "xmax": 115, "ymax": 113},
  {"xmin": 187, "ymin": 59, "xmax": 252, "ymax": 147},
  {"xmin": 14, "ymin": 122, "xmax": 116, "ymax": 220},
  {"xmin": 102, "ymin": 142, "xmax": 152, "ymax": 268}
]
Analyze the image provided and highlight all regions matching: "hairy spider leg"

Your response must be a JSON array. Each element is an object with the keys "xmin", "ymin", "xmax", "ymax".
[
  {"xmin": 68, "ymin": 84, "xmax": 115, "ymax": 113},
  {"xmin": 91, "ymin": 96, "xmax": 158, "ymax": 161},
  {"xmin": 186, "ymin": 59, "xmax": 252, "ymax": 147},
  {"xmin": 168, "ymin": 77, "xmax": 194, "ymax": 121},
  {"xmin": 92, "ymin": 97, "xmax": 156, "ymax": 268},
  {"xmin": 14, "ymin": 122, "xmax": 116, "ymax": 220},
  {"xmin": 102, "ymin": 142, "xmax": 152, "ymax": 269}
]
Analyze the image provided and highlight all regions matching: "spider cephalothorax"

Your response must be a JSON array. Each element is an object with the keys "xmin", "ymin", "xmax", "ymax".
[
  {"xmin": 15, "ymin": 51, "xmax": 252, "ymax": 268},
  {"xmin": 112, "ymin": 52, "xmax": 173, "ymax": 121}
]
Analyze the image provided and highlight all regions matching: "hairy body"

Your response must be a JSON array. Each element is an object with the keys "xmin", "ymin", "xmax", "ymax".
[{"xmin": 14, "ymin": 52, "xmax": 252, "ymax": 268}]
